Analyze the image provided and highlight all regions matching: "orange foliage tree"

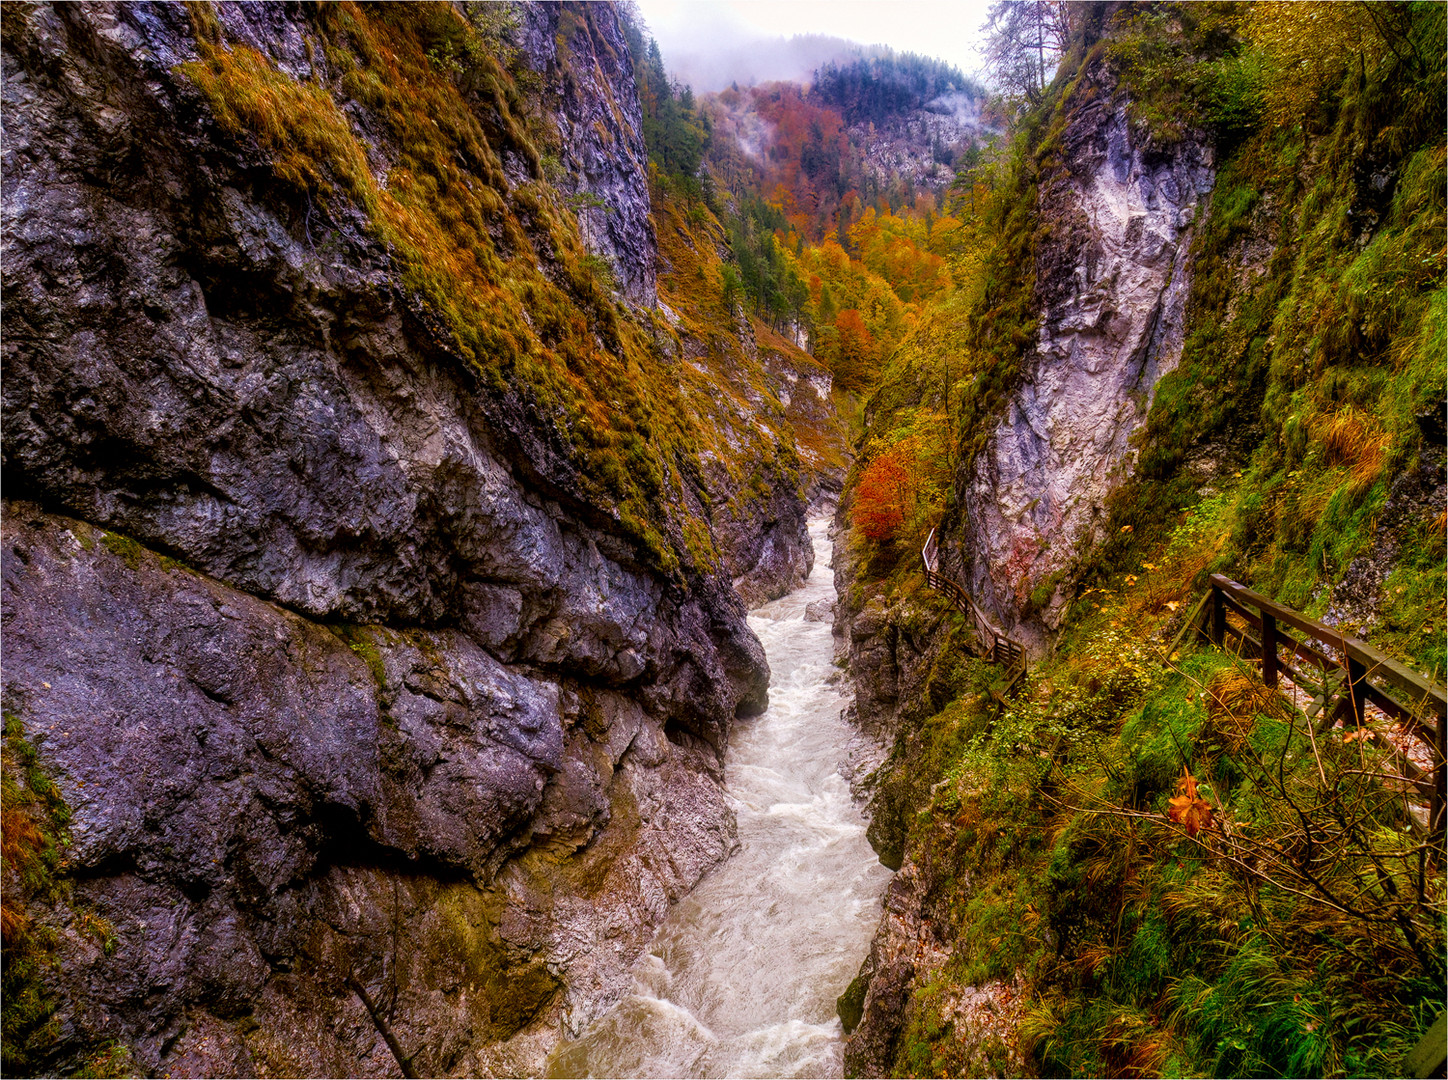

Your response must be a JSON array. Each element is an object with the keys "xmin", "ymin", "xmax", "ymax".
[
  {"xmin": 833, "ymin": 308, "xmax": 876, "ymax": 392},
  {"xmin": 852, "ymin": 449, "xmax": 919, "ymax": 541}
]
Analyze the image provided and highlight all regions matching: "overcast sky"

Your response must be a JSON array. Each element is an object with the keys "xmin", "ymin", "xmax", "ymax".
[{"xmin": 631, "ymin": 0, "xmax": 997, "ymax": 90}]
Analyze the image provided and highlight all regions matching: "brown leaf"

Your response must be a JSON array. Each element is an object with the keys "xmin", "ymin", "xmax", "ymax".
[{"xmin": 1167, "ymin": 768, "xmax": 1215, "ymax": 837}]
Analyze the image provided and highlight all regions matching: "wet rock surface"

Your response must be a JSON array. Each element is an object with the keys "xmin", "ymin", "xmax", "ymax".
[
  {"xmin": 1, "ymin": 502, "xmax": 744, "ymax": 1077},
  {"xmin": 518, "ymin": 4, "xmax": 658, "ymax": 308},
  {"xmin": 0, "ymin": 2, "xmax": 801, "ymax": 1074},
  {"xmin": 804, "ymin": 597, "xmax": 835, "ymax": 622}
]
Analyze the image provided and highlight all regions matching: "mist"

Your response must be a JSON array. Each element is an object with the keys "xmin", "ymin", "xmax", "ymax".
[
  {"xmin": 924, "ymin": 90, "xmax": 984, "ymax": 126},
  {"xmin": 633, "ymin": 0, "xmax": 994, "ymax": 94},
  {"xmin": 638, "ymin": 11, "xmax": 875, "ymax": 93}
]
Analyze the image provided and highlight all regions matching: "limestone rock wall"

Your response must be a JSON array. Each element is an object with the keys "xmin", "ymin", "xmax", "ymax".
[
  {"xmin": 518, "ymin": 3, "xmax": 658, "ymax": 308},
  {"xmin": 946, "ymin": 79, "xmax": 1215, "ymax": 653},
  {"xmin": 834, "ymin": 66, "xmax": 1216, "ymax": 1076}
]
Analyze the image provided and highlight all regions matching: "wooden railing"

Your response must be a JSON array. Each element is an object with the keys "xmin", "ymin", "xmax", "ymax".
[
  {"xmin": 1198, "ymin": 573, "xmax": 1447, "ymax": 833},
  {"xmin": 922, "ymin": 529, "xmax": 1028, "ymax": 689}
]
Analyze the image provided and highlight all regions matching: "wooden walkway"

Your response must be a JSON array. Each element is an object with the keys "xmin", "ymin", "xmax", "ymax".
[
  {"xmin": 917, "ymin": 531, "xmax": 1445, "ymax": 832},
  {"xmin": 1190, "ymin": 574, "xmax": 1447, "ymax": 834},
  {"xmin": 921, "ymin": 528, "xmax": 1027, "ymax": 690}
]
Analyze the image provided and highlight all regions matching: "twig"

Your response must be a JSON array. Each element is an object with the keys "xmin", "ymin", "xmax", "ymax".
[{"xmin": 348, "ymin": 975, "xmax": 419, "ymax": 1079}]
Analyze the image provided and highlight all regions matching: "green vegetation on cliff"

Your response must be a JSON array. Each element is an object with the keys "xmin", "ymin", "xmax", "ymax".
[
  {"xmin": 1097, "ymin": 1, "xmax": 1446, "ymax": 663},
  {"xmin": 180, "ymin": 1, "xmax": 723, "ymax": 578},
  {"xmin": 841, "ymin": 3, "xmax": 1445, "ymax": 1076}
]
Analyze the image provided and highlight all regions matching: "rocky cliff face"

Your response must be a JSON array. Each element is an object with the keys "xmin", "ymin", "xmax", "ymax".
[
  {"xmin": 518, "ymin": 4, "xmax": 658, "ymax": 308},
  {"xmin": 944, "ymin": 72, "xmax": 1215, "ymax": 653},
  {"xmin": 647, "ymin": 177, "xmax": 838, "ymax": 609},
  {"xmin": 2, "ymin": 505, "xmax": 741, "ymax": 1076},
  {"xmin": 833, "ymin": 66, "xmax": 1217, "ymax": 1076},
  {"xmin": 697, "ymin": 317, "xmax": 818, "ymax": 608},
  {"xmin": 0, "ymin": 3, "xmax": 804, "ymax": 1074},
  {"xmin": 851, "ymin": 106, "xmax": 981, "ymax": 200}
]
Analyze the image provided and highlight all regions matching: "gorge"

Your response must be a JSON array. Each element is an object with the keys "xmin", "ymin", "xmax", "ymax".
[
  {"xmin": 546, "ymin": 516, "xmax": 891, "ymax": 1079},
  {"xmin": 2, "ymin": 2, "xmax": 1444, "ymax": 1078}
]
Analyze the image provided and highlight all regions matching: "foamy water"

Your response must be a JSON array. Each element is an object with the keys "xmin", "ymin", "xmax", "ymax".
[{"xmin": 545, "ymin": 517, "xmax": 892, "ymax": 1078}]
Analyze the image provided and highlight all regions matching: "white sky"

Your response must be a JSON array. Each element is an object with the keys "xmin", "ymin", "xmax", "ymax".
[{"xmin": 632, "ymin": 0, "xmax": 997, "ymax": 86}]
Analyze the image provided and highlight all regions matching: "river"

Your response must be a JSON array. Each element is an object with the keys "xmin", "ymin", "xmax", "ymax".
[{"xmin": 545, "ymin": 515, "xmax": 892, "ymax": 1078}]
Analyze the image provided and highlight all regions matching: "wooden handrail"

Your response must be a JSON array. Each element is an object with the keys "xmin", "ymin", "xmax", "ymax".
[
  {"xmin": 1211, "ymin": 575, "xmax": 1446, "ymax": 716},
  {"xmin": 924, "ymin": 530, "xmax": 1005, "ymax": 639},
  {"xmin": 1203, "ymin": 573, "xmax": 1446, "ymax": 833},
  {"xmin": 920, "ymin": 528, "xmax": 1027, "ymax": 689}
]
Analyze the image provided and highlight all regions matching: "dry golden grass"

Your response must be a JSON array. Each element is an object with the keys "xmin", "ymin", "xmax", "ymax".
[
  {"xmin": 0, "ymin": 804, "xmax": 41, "ymax": 948},
  {"xmin": 1203, "ymin": 665, "xmax": 1292, "ymax": 751},
  {"xmin": 1097, "ymin": 1010, "xmax": 1174, "ymax": 1077},
  {"xmin": 1313, "ymin": 405, "xmax": 1390, "ymax": 494}
]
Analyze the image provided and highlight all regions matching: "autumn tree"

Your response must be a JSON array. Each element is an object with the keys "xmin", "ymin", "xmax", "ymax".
[
  {"xmin": 832, "ymin": 308, "xmax": 876, "ymax": 392},
  {"xmin": 851, "ymin": 450, "xmax": 917, "ymax": 541}
]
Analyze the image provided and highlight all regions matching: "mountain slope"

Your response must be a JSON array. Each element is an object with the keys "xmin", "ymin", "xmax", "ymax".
[{"xmin": 832, "ymin": 3, "xmax": 1446, "ymax": 1076}]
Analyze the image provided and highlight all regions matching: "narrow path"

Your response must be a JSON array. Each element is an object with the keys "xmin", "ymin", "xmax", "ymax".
[{"xmin": 546, "ymin": 516, "xmax": 892, "ymax": 1079}]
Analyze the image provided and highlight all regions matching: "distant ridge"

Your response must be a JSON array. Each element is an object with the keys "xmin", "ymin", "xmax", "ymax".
[
  {"xmin": 658, "ymin": 31, "xmax": 874, "ymax": 93},
  {"xmin": 812, "ymin": 50, "xmax": 987, "ymax": 126}
]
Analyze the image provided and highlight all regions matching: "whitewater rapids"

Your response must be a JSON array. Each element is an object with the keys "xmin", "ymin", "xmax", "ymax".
[{"xmin": 545, "ymin": 515, "xmax": 892, "ymax": 1078}]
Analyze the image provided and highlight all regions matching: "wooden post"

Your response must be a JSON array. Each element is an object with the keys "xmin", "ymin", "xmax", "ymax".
[
  {"xmin": 1210, "ymin": 586, "xmax": 1226, "ymax": 648},
  {"xmin": 1261, "ymin": 612, "xmax": 1279, "ymax": 688},
  {"xmin": 1345, "ymin": 656, "xmax": 1367, "ymax": 727},
  {"xmin": 1433, "ymin": 716, "xmax": 1445, "ymax": 836},
  {"xmin": 1402, "ymin": 1009, "xmax": 1447, "ymax": 1077}
]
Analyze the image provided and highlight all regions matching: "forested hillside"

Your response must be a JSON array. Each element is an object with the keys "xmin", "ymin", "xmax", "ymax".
[
  {"xmin": 617, "ymin": 43, "xmax": 988, "ymax": 409},
  {"xmin": 814, "ymin": 52, "xmax": 985, "ymax": 128}
]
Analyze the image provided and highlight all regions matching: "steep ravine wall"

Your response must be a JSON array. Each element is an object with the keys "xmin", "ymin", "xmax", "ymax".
[
  {"xmin": 940, "ymin": 69, "xmax": 1215, "ymax": 654},
  {"xmin": 517, "ymin": 3, "xmax": 657, "ymax": 308},
  {"xmin": 0, "ymin": 3, "xmax": 811, "ymax": 1075},
  {"xmin": 832, "ymin": 512, "xmax": 1027, "ymax": 1078},
  {"xmin": 834, "ymin": 69, "xmax": 1215, "ymax": 1078}
]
